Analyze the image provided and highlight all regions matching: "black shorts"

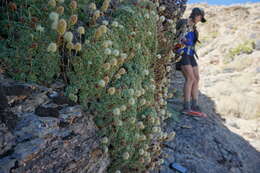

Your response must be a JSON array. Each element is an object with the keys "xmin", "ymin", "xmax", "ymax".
[{"xmin": 176, "ymin": 54, "xmax": 198, "ymax": 71}]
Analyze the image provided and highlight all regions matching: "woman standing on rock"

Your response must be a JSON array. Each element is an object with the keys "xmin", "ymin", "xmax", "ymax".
[{"xmin": 175, "ymin": 7, "xmax": 207, "ymax": 115}]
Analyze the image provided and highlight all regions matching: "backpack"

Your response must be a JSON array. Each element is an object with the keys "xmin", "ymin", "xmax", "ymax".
[{"xmin": 173, "ymin": 18, "xmax": 200, "ymax": 71}]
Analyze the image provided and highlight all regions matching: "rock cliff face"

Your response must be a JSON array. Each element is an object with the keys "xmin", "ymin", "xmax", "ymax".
[{"xmin": 0, "ymin": 77, "xmax": 109, "ymax": 173}]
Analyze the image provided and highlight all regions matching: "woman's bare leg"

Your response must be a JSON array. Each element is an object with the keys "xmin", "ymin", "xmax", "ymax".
[
  {"xmin": 191, "ymin": 66, "xmax": 199, "ymax": 101},
  {"xmin": 181, "ymin": 65, "xmax": 196, "ymax": 103}
]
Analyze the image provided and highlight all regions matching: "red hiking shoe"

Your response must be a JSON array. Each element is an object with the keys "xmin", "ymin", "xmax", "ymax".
[
  {"xmin": 189, "ymin": 110, "xmax": 207, "ymax": 117},
  {"xmin": 182, "ymin": 109, "xmax": 207, "ymax": 118}
]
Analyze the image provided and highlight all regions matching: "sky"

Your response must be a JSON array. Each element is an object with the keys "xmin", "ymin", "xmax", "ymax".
[{"xmin": 188, "ymin": 0, "xmax": 260, "ymax": 5}]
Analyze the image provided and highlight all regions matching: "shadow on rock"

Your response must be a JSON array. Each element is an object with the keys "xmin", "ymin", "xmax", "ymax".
[{"xmin": 157, "ymin": 71, "xmax": 260, "ymax": 173}]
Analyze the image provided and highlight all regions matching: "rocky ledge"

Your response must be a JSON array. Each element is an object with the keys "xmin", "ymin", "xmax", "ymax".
[{"xmin": 0, "ymin": 77, "xmax": 109, "ymax": 173}]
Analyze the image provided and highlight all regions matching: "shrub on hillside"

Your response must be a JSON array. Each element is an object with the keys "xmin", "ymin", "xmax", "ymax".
[{"xmin": 225, "ymin": 40, "xmax": 254, "ymax": 63}]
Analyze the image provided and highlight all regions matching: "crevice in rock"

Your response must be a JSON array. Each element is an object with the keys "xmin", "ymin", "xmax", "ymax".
[
  {"xmin": 35, "ymin": 106, "xmax": 60, "ymax": 118},
  {"xmin": 9, "ymin": 160, "xmax": 19, "ymax": 173},
  {"xmin": 162, "ymin": 143, "xmax": 175, "ymax": 151},
  {"xmin": 62, "ymin": 131, "xmax": 77, "ymax": 140},
  {"xmin": 0, "ymin": 147, "xmax": 15, "ymax": 160}
]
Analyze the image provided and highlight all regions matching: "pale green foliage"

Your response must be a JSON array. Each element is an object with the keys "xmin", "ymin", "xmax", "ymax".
[
  {"xmin": 0, "ymin": 0, "xmax": 60, "ymax": 83},
  {"xmin": 0, "ymin": 0, "xmax": 175, "ymax": 172}
]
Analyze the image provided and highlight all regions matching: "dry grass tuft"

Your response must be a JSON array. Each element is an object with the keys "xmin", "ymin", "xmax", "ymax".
[{"xmin": 216, "ymin": 93, "xmax": 260, "ymax": 119}]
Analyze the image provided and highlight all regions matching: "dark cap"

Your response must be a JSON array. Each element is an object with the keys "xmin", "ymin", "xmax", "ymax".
[{"xmin": 191, "ymin": 7, "xmax": 206, "ymax": 23}]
